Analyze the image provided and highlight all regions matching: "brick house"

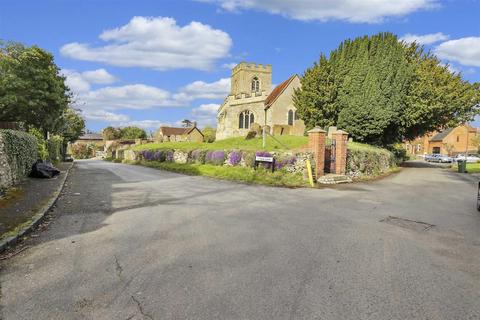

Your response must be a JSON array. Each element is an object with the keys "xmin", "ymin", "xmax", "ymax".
[
  {"xmin": 155, "ymin": 126, "xmax": 204, "ymax": 142},
  {"xmin": 405, "ymin": 125, "xmax": 477, "ymax": 156}
]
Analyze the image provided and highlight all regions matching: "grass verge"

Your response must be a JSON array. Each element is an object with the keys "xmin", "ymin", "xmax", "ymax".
[
  {"xmin": 126, "ymin": 160, "xmax": 309, "ymax": 188},
  {"xmin": 451, "ymin": 162, "xmax": 480, "ymax": 173}
]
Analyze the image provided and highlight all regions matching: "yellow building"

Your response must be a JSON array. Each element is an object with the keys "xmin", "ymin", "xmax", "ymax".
[
  {"xmin": 155, "ymin": 126, "xmax": 204, "ymax": 142},
  {"xmin": 405, "ymin": 125, "xmax": 477, "ymax": 156}
]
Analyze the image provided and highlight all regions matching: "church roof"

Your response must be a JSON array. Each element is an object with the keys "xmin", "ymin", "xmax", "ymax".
[{"xmin": 265, "ymin": 74, "xmax": 298, "ymax": 108}]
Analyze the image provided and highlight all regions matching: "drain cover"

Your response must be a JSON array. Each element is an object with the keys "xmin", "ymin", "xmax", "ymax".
[{"xmin": 380, "ymin": 216, "xmax": 435, "ymax": 232}]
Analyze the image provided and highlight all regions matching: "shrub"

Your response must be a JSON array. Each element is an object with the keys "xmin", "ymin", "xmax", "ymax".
[
  {"xmin": 0, "ymin": 129, "xmax": 38, "ymax": 191},
  {"xmin": 71, "ymin": 143, "xmax": 95, "ymax": 159},
  {"xmin": 28, "ymin": 127, "xmax": 48, "ymax": 160},
  {"xmin": 47, "ymin": 135, "xmax": 63, "ymax": 162},
  {"xmin": 241, "ymin": 151, "xmax": 256, "ymax": 167},
  {"xmin": 165, "ymin": 150, "xmax": 174, "ymax": 162},
  {"xmin": 228, "ymin": 150, "xmax": 242, "ymax": 166},
  {"xmin": 205, "ymin": 150, "xmax": 225, "ymax": 165},
  {"xmin": 190, "ymin": 149, "xmax": 206, "ymax": 164},
  {"xmin": 275, "ymin": 155, "xmax": 297, "ymax": 169},
  {"xmin": 346, "ymin": 146, "xmax": 395, "ymax": 177},
  {"xmin": 153, "ymin": 150, "xmax": 166, "ymax": 162},
  {"xmin": 140, "ymin": 150, "xmax": 154, "ymax": 161}
]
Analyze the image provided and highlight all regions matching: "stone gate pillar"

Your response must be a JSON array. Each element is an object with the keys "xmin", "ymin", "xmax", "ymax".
[
  {"xmin": 308, "ymin": 127, "xmax": 326, "ymax": 178},
  {"xmin": 332, "ymin": 130, "xmax": 349, "ymax": 175}
]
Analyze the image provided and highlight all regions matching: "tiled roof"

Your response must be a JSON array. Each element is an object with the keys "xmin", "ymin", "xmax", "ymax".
[
  {"xmin": 78, "ymin": 133, "xmax": 103, "ymax": 140},
  {"xmin": 430, "ymin": 128, "xmax": 454, "ymax": 142},
  {"xmin": 265, "ymin": 74, "xmax": 297, "ymax": 108},
  {"xmin": 160, "ymin": 126, "xmax": 203, "ymax": 136}
]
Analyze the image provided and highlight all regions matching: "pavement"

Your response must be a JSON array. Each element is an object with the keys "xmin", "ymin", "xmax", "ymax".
[
  {"xmin": 1, "ymin": 159, "xmax": 479, "ymax": 319},
  {"xmin": 0, "ymin": 162, "xmax": 72, "ymax": 243}
]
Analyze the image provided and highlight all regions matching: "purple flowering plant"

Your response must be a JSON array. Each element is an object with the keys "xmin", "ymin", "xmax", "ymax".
[
  {"xmin": 228, "ymin": 151, "xmax": 242, "ymax": 166},
  {"xmin": 206, "ymin": 150, "xmax": 225, "ymax": 165},
  {"xmin": 165, "ymin": 150, "xmax": 174, "ymax": 162}
]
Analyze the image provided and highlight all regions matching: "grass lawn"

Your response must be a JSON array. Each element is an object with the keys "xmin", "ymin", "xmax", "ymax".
[
  {"xmin": 453, "ymin": 162, "xmax": 480, "ymax": 173},
  {"xmin": 133, "ymin": 135, "xmax": 382, "ymax": 153},
  {"xmin": 126, "ymin": 160, "xmax": 309, "ymax": 188}
]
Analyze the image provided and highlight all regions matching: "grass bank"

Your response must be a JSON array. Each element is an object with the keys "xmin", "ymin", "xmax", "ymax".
[
  {"xmin": 452, "ymin": 162, "xmax": 480, "ymax": 173},
  {"xmin": 133, "ymin": 135, "xmax": 381, "ymax": 153},
  {"xmin": 124, "ymin": 160, "xmax": 308, "ymax": 188}
]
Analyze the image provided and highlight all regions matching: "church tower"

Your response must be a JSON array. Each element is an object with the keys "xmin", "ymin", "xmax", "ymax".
[{"xmin": 230, "ymin": 62, "xmax": 272, "ymax": 95}]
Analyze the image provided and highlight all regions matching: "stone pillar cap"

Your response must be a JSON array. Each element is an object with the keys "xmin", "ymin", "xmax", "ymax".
[
  {"xmin": 332, "ymin": 130, "xmax": 349, "ymax": 135},
  {"xmin": 307, "ymin": 127, "xmax": 326, "ymax": 133}
]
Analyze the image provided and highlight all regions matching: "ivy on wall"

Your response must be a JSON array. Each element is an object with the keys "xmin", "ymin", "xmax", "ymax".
[{"xmin": 0, "ymin": 129, "xmax": 38, "ymax": 184}]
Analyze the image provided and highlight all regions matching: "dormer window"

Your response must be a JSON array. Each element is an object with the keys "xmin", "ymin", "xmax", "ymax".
[{"xmin": 251, "ymin": 77, "xmax": 260, "ymax": 92}]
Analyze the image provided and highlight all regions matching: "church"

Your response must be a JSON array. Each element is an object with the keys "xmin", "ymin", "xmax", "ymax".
[{"xmin": 215, "ymin": 62, "xmax": 305, "ymax": 140}]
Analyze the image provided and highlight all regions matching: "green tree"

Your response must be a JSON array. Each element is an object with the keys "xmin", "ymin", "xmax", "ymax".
[
  {"xmin": 294, "ymin": 33, "xmax": 480, "ymax": 146},
  {"xmin": 102, "ymin": 126, "xmax": 121, "ymax": 141},
  {"xmin": 119, "ymin": 126, "xmax": 147, "ymax": 139},
  {"xmin": 0, "ymin": 41, "xmax": 71, "ymax": 137},
  {"xmin": 56, "ymin": 108, "xmax": 85, "ymax": 143},
  {"xmin": 202, "ymin": 126, "xmax": 216, "ymax": 143}
]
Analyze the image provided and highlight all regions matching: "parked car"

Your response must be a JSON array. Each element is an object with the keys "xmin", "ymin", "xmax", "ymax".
[
  {"xmin": 437, "ymin": 154, "xmax": 453, "ymax": 163},
  {"xmin": 425, "ymin": 154, "xmax": 441, "ymax": 162},
  {"xmin": 453, "ymin": 154, "xmax": 480, "ymax": 163}
]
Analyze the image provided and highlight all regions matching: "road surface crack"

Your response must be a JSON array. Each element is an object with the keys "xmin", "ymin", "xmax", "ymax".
[
  {"xmin": 114, "ymin": 255, "xmax": 123, "ymax": 278},
  {"xmin": 131, "ymin": 295, "xmax": 153, "ymax": 320}
]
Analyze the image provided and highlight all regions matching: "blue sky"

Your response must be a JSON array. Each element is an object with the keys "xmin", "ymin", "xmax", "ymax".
[{"xmin": 1, "ymin": 0, "xmax": 479, "ymax": 133}]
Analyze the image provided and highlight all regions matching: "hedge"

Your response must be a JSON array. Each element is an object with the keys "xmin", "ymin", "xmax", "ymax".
[
  {"xmin": 346, "ymin": 145, "xmax": 396, "ymax": 177},
  {"xmin": 0, "ymin": 129, "xmax": 38, "ymax": 192}
]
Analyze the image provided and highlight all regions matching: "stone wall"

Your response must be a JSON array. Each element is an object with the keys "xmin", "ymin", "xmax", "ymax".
[{"xmin": 121, "ymin": 148, "xmax": 313, "ymax": 177}]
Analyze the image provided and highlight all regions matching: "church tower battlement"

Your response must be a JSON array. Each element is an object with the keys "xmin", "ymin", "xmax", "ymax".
[{"xmin": 230, "ymin": 62, "xmax": 272, "ymax": 96}]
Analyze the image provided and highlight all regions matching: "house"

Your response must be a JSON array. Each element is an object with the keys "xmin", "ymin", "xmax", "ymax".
[
  {"xmin": 405, "ymin": 125, "xmax": 478, "ymax": 156},
  {"xmin": 155, "ymin": 125, "xmax": 204, "ymax": 142},
  {"xmin": 216, "ymin": 62, "xmax": 305, "ymax": 140},
  {"xmin": 75, "ymin": 133, "xmax": 104, "ymax": 146}
]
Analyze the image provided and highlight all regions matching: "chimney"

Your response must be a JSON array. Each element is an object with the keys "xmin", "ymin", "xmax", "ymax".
[{"xmin": 193, "ymin": 121, "xmax": 197, "ymax": 128}]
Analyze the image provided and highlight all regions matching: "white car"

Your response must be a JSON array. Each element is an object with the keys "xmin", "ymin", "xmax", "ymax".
[{"xmin": 454, "ymin": 154, "xmax": 480, "ymax": 163}]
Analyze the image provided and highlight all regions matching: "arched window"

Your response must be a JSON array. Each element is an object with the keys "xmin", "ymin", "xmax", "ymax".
[
  {"xmin": 239, "ymin": 110, "xmax": 254, "ymax": 129},
  {"xmin": 239, "ymin": 113, "xmax": 244, "ymax": 129},
  {"xmin": 251, "ymin": 77, "xmax": 260, "ymax": 92},
  {"xmin": 288, "ymin": 110, "xmax": 294, "ymax": 125}
]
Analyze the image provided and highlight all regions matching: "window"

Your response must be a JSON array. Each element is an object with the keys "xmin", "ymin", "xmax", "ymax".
[
  {"xmin": 294, "ymin": 111, "xmax": 299, "ymax": 120},
  {"xmin": 251, "ymin": 77, "xmax": 260, "ymax": 92},
  {"xmin": 239, "ymin": 110, "xmax": 254, "ymax": 129},
  {"xmin": 288, "ymin": 110, "xmax": 294, "ymax": 125}
]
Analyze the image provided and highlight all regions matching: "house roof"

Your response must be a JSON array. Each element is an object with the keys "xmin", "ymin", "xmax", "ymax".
[
  {"xmin": 78, "ymin": 133, "xmax": 103, "ymax": 140},
  {"xmin": 264, "ymin": 74, "xmax": 298, "ymax": 108},
  {"xmin": 159, "ymin": 126, "xmax": 203, "ymax": 137},
  {"xmin": 430, "ymin": 128, "xmax": 454, "ymax": 142}
]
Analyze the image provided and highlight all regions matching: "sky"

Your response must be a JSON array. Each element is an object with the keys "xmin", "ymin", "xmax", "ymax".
[{"xmin": 1, "ymin": 0, "xmax": 479, "ymax": 134}]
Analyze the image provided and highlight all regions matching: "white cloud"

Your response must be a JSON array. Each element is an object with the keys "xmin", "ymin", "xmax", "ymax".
[
  {"xmin": 82, "ymin": 110, "xmax": 130, "ymax": 122},
  {"xmin": 198, "ymin": 0, "xmax": 438, "ymax": 23},
  {"xmin": 62, "ymin": 68, "xmax": 116, "ymax": 93},
  {"xmin": 174, "ymin": 78, "xmax": 230, "ymax": 102},
  {"xmin": 400, "ymin": 32, "xmax": 449, "ymax": 45},
  {"xmin": 118, "ymin": 120, "xmax": 169, "ymax": 130},
  {"xmin": 81, "ymin": 84, "xmax": 177, "ymax": 110},
  {"xmin": 190, "ymin": 103, "xmax": 220, "ymax": 127},
  {"xmin": 60, "ymin": 16, "xmax": 232, "ymax": 71},
  {"xmin": 435, "ymin": 37, "xmax": 480, "ymax": 67},
  {"xmin": 222, "ymin": 62, "xmax": 238, "ymax": 69},
  {"xmin": 81, "ymin": 69, "xmax": 117, "ymax": 84}
]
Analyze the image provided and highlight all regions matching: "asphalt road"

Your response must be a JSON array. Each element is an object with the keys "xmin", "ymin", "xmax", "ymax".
[{"xmin": 1, "ymin": 160, "xmax": 479, "ymax": 320}]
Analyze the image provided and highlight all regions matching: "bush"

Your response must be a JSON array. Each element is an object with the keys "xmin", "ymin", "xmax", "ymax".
[
  {"xmin": 28, "ymin": 127, "xmax": 48, "ymax": 160},
  {"xmin": 346, "ymin": 146, "xmax": 396, "ymax": 177},
  {"xmin": 275, "ymin": 155, "xmax": 297, "ymax": 169},
  {"xmin": 205, "ymin": 150, "xmax": 225, "ymax": 165},
  {"xmin": 47, "ymin": 135, "xmax": 63, "ymax": 162},
  {"xmin": 0, "ymin": 129, "xmax": 38, "ymax": 190},
  {"xmin": 190, "ymin": 149, "xmax": 206, "ymax": 164},
  {"xmin": 227, "ymin": 150, "xmax": 242, "ymax": 166},
  {"xmin": 71, "ymin": 143, "xmax": 96, "ymax": 159}
]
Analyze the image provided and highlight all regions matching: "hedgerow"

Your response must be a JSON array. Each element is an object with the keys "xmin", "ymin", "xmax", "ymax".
[{"xmin": 0, "ymin": 129, "xmax": 38, "ymax": 186}]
